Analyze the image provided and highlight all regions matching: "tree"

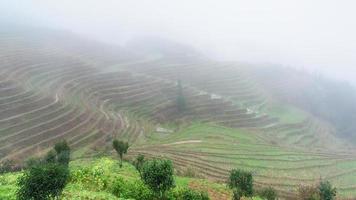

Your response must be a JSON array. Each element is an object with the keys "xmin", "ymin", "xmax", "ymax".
[
  {"xmin": 228, "ymin": 169, "xmax": 253, "ymax": 198},
  {"xmin": 134, "ymin": 154, "xmax": 145, "ymax": 174},
  {"xmin": 319, "ymin": 181, "xmax": 336, "ymax": 200},
  {"xmin": 113, "ymin": 139, "xmax": 129, "ymax": 167},
  {"xmin": 16, "ymin": 163, "xmax": 69, "ymax": 200},
  {"xmin": 176, "ymin": 80, "xmax": 186, "ymax": 112},
  {"xmin": 141, "ymin": 159, "xmax": 175, "ymax": 199}
]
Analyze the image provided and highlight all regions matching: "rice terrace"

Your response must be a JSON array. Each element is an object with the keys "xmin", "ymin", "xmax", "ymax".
[{"xmin": 2, "ymin": 1, "xmax": 356, "ymax": 200}]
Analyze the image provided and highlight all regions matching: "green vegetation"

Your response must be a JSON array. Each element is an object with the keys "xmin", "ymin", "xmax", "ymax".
[
  {"xmin": 257, "ymin": 187, "xmax": 277, "ymax": 200},
  {"xmin": 1, "ymin": 157, "xmax": 231, "ymax": 200},
  {"xmin": 319, "ymin": 181, "xmax": 337, "ymax": 200},
  {"xmin": 265, "ymin": 103, "xmax": 307, "ymax": 123},
  {"xmin": 113, "ymin": 139, "xmax": 129, "ymax": 167},
  {"xmin": 17, "ymin": 163, "xmax": 69, "ymax": 200},
  {"xmin": 133, "ymin": 154, "xmax": 145, "ymax": 174},
  {"xmin": 228, "ymin": 169, "xmax": 253, "ymax": 199},
  {"xmin": 141, "ymin": 159, "xmax": 175, "ymax": 198},
  {"xmin": 297, "ymin": 181, "xmax": 337, "ymax": 200},
  {"xmin": 17, "ymin": 141, "xmax": 71, "ymax": 200}
]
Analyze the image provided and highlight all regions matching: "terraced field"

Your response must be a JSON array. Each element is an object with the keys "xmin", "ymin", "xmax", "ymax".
[{"xmin": 1, "ymin": 29, "xmax": 356, "ymax": 198}]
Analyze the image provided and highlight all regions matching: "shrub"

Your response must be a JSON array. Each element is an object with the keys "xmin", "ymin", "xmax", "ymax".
[
  {"xmin": 54, "ymin": 140, "xmax": 70, "ymax": 165},
  {"xmin": 232, "ymin": 188, "xmax": 242, "ymax": 200},
  {"xmin": 70, "ymin": 164, "xmax": 110, "ymax": 191},
  {"xmin": 319, "ymin": 181, "xmax": 336, "ymax": 200},
  {"xmin": 16, "ymin": 163, "xmax": 69, "ymax": 200},
  {"xmin": 112, "ymin": 139, "xmax": 129, "ymax": 167},
  {"xmin": 180, "ymin": 188, "xmax": 209, "ymax": 200},
  {"xmin": 170, "ymin": 187, "xmax": 210, "ymax": 200},
  {"xmin": 228, "ymin": 169, "xmax": 253, "ymax": 197},
  {"xmin": 112, "ymin": 177, "xmax": 153, "ymax": 200},
  {"xmin": 134, "ymin": 154, "xmax": 145, "ymax": 174},
  {"xmin": 44, "ymin": 150, "xmax": 57, "ymax": 163},
  {"xmin": 24, "ymin": 157, "xmax": 42, "ymax": 169},
  {"xmin": 141, "ymin": 159, "xmax": 175, "ymax": 198},
  {"xmin": 258, "ymin": 187, "xmax": 277, "ymax": 200}
]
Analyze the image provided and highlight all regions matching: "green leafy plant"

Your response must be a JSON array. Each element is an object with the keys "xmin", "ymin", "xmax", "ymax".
[
  {"xmin": 170, "ymin": 187, "xmax": 210, "ymax": 200},
  {"xmin": 319, "ymin": 181, "xmax": 336, "ymax": 200},
  {"xmin": 258, "ymin": 187, "xmax": 277, "ymax": 200},
  {"xmin": 54, "ymin": 140, "xmax": 71, "ymax": 165},
  {"xmin": 141, "ymin": 159, "xmax": 175, "ymax": 199},
  {"xmin": 228, "ymin": 169, "xmax": 253, "ymax": 199},
  {"xmin": 112, "ymin": 139, "xmax": 129, "ymax": 167},
  {"xmin": 16, "ymin": 163, "xmax": 69, "ymax": 200},
  {"xmin": 134, "ymin": 154, "xmax": 145, "ymax": 174},
  {"xmin": 112, "ymin": 177, "xmax": 153, "ymax": 200}
]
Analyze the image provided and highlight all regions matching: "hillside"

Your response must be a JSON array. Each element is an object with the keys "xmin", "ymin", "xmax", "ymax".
[{"xmin": 1, "ymin": 27, "xmax": 356, "ymax": 198}]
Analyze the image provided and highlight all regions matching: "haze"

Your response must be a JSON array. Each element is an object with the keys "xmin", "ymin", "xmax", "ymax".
[{"xmin": 2, "ymin": 0, "xmax": 356, "ymax": 83}]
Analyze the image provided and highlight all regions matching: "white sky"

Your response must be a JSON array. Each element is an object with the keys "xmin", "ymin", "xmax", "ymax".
[{"xmin": 2, "ymin": 0, "xmax": 356, "ymax": 83}]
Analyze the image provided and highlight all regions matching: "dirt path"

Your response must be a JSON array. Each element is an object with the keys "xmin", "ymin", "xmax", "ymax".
[{"xmin": 163, "ymin": 140, "xmax": 202, "ymax": 146}]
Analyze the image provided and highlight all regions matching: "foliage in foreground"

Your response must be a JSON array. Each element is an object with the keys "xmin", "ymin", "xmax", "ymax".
[
  {"xmin": 228, "ymin": 169, "xmax": 254, "ymax": 199},
  {"xmin": 16, "ymin": 163, "xmax": 69, "ymax": 200},
  {"xmin": 141, "ymin": 159, "xmax": 175, "ymax": 198}
]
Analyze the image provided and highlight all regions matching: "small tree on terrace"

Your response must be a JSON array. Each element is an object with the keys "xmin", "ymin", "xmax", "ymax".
[
  {"xmin": 43, "ymin": 140, "xmax": 71, "ymax": 166},
  {"xmin": 176, "ymin": 80, "xmax": 186, "ymax": 112},
  {"xmin": 228, "ymin": 169, "xmax": 253, "ymax": 199},
  {"xmin": 113, "ymin": 139, "xmax": 129, "ymax": 167},
  {"xmin": 141, "ymin": 159, "xmax": 175, "ymax": 199}
]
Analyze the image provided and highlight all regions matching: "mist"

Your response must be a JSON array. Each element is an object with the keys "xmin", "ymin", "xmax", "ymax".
[{"xmin": 2, "ymin": 0, "xmax": 356, "ymax": 83}]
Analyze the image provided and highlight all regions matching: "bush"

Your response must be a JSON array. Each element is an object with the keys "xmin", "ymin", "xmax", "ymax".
[
  {"xmin": 181, "ymin": 189, "xmax": 209, "ymax": 200},
  {"xmin": 70, "ymin": 164, "xmax": 111, "ymax": 191},
  {"xmin": 258, "ymin": 187, "xmax": 277, "ymax": 200},
  {"xmin": 232, "ymin": 188, "xmax": 242, "ymax": 200},
  {"xmin": 54, "ymin": 140, "xmax": 70, "ymax": 165},
  {"xmin": 112, "ymin": 177, "xmax": 153, "ymax": 200},
  {"xmin": 24, "ymin": 157, "xmax": 42, "ymax": 169},
  {"xmin": 141, "ymin": 159, "xmax": 175, "ymax": 198},
  {"xmin": 170, "ymin": 187, "xmax": 209, "ymax": 200},
  {"xmin": 16, "ymin": 163, "xmax": 69, "ymax": 200},
  {"xmin": 228, "ymin": 169, "xmax": 253, "ymax": 197},
  {"xmin": 319, "ymin": 181, "xmax": 336, "ymax": 200},
  {"xmin": 133, "ymin": 154, "xmax": 145, "ymax": 174}
]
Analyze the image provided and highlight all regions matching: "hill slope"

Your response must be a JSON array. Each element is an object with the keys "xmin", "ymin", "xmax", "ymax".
[{"xmin": 1, "ymin": 27, "xmax": 356, "ymax": 198}]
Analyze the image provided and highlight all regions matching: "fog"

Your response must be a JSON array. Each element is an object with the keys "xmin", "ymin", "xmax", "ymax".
[{"xmin": 2, "ymin": 0, "xmax": 356, "ymax": 83}]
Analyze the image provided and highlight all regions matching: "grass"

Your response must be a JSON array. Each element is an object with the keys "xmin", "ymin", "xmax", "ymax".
[{"xmin": 264, "ymin": 103, "xmax": 307, "ymax": 124}]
